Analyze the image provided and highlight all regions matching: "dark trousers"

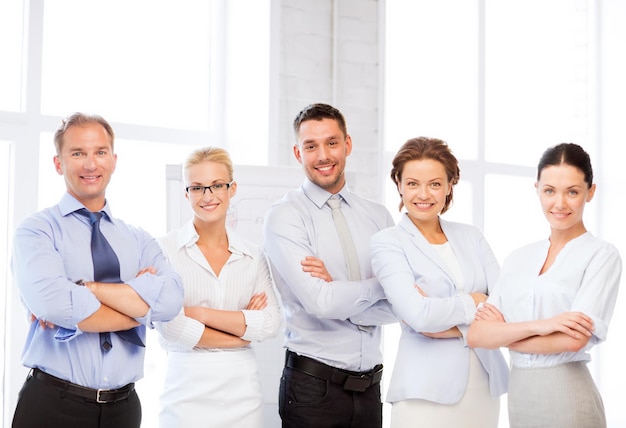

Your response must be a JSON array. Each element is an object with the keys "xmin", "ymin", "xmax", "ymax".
[
  {"xmin": 12, "ymin": 372, "xmax": 141, "ymax": 428},
  {"xmin": 279, "ymin": 366, "xmax": 383, "ymax": 428}
]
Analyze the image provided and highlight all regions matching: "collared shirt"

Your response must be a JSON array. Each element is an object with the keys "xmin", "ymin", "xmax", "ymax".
[
  {"xmin": 263, "ymin": 178, "xmax": 396, "ymax": 372},
  {"xmin": 12, "ymin": 192, "xmax": 184, "ymax": 389},
  {"xmin": 488, "ymin": 232, "xmax": 622, "ymax": 368},
  {"xmin": 155, "ymin": 220, "xmax": 282, "ymax": 352}
]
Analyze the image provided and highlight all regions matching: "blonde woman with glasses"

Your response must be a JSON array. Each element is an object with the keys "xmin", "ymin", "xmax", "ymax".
[{"xmin": 155, "ymin": 147, "xmax": 282, "ymax": 427}]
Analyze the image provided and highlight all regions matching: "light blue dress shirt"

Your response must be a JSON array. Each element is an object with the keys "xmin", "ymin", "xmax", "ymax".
[
  {"xmin": 263, "ymin": 178, "xmax": 396, "ymax": 372},
  {"xmin": 12, "ymin": 192, "xmax": 184, "ymax": 389}
]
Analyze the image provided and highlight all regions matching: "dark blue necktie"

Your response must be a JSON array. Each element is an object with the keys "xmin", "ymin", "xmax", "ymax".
[{"xmin": 78, "ymin": 209, "xmax": 145, "ymax": 351}]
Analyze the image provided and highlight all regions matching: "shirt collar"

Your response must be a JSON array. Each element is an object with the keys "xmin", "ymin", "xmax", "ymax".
[
  {"xmin": 302, "ymin": 177, "xmax": 354, "ymax": 209},
  {"xmin": 58, "ymin": 192, "xmax": 115, "ymax": 223},
  {"xmin": 175, "ymin": 219, "xmax": 255, "ymax": 257}
]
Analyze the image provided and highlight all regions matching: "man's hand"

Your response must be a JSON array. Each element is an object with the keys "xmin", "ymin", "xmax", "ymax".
[
  {"xmin": 136, "ymin": 266, "xmax": 157, "ymax": 277},
  {"xmin": 30, "ymin": 313, "xmax": 55, "ymax": 329},
  {"xmin": 301, "ymin": 256, "xmax": 333, "ymax": 282}
]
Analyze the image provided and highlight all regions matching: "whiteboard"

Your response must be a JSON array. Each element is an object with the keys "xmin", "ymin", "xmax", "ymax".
[{"xmin": 165, "ymin": 163, "xmax": 304, "ymax": 422}]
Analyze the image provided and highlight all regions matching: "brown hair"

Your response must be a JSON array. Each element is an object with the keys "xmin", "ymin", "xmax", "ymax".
[
  {"xmin": 390, "ymin": 137, "xmax": 460, "ymax": 214},
  {"xmin": 53, "ymin": 112, "xmax": 115, "ymax": 154},
  {"xmin": 293, "ymin": 103, "xmax": 348, "ymax": 140}
]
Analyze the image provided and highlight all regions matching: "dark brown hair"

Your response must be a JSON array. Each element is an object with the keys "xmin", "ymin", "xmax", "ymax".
[
  {"xmin": 537, "ymin": 143, "xmax": 593, "ymax": 188},
  {"xmin": 293, "ymin": 103, "xmax": 348, "ymax": 139}
]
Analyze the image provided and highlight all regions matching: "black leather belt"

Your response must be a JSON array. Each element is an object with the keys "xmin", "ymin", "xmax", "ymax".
[
  {"xmin": 30, "ymin": 368, "xmax": 134, "ymax": 404},
  {"xmin": 285, "ymin": 350, "xmax": 383, "ymax": 392}
]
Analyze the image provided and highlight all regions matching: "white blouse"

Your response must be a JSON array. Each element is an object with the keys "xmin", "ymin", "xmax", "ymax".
[
  {"xmin": 432, "ymin": 241, "xmax": 465, "ymax": 293},
  {"xmin": 489, "ymin": 232, "xmax": 621, "ymax": 368},
  {"xmin": 155, "ymin": 221, "xmax": 282, "ymax": 352}
]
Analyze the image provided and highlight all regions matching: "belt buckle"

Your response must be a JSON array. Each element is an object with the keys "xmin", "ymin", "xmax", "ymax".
[
  {"xmin": 343, "ymin": 374, "xmax": 370, "ymax": 392},
  {"xmin": 96, "ymin": 389, "xmax": 108, "ymax": 404}
]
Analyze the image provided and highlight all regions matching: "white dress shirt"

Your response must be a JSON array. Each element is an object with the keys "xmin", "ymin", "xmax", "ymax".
[
  {"xmin": 488, "ymin": 231, "xmax": 622, "ymax": 368},
  {"xmin": 155, "ymin": 220, "xmax": 282, "ymax": 352}
]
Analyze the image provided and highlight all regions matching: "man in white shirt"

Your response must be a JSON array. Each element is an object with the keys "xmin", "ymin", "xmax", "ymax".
[{"xmin": 263, "ymin": 103, "xmax": 396, "ymax": 428}]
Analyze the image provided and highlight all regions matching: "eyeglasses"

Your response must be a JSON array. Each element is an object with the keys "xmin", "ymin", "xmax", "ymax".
[{"xmin": 185, "ymin": 181, "xmax": 234, "ymax": 196}]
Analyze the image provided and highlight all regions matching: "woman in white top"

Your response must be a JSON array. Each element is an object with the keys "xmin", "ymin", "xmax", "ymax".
[
  {"xmin": 370, "ymin": 137, "xmax": 508, "ymax": 428},
  {"xmin": 468, "ymin": 143, "xmax": 622, "ymax": 428},
  {"xmin": 156, "ymin": 147, "xmax": 282, "ymax": 428}
]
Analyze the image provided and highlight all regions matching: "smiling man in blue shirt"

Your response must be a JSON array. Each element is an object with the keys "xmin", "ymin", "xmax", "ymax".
[{"xmin": 11, "ymin": 113, "xmax": 183, "ymax": 428}]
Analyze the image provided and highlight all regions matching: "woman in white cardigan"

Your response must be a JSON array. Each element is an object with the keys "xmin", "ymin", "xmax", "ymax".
[
  {"xmin": 371, "ymin": 137, "xmax": 508, "ymax": 428},
  {"xmin": 155, "ymin": 147, "xmax": 282, "ymax": 427}
]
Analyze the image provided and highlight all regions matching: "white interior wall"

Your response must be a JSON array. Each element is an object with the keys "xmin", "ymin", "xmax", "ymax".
[{"xmin": 276, "ymin": 0, "xmax": 384, "ymax": 202}]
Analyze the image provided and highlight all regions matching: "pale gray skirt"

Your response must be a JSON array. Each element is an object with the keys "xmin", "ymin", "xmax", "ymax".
[{"xmin": 508, "ymin": 361, "xmax": 605, "ymax": 428}]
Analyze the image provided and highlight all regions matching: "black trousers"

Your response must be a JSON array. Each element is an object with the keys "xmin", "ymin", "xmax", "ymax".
[
  {"xmin": 279, "ymin": 366, "xmax": 383, "ymax": 428},
  {"xmin": 12, "ymin": 372, "xmax": 141, "ymax": 428}
]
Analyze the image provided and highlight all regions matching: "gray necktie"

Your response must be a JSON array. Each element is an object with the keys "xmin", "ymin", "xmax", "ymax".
[{"xmin": 327, "ymin": 195, "xmax": 361, "ymax": 280}]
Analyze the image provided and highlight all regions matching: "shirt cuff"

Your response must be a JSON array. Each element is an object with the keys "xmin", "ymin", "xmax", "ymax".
[
  {"xmin": 460, "ymin": 293, "xmax": 477, "ymax": 324},
  {"xmin": 356, "ymin": 278, "xmax": 386, "ymax": 304},
  {"xmin": 136, "ymin": 308, "xmax": 153, "ymax": 328},
  {"xmin": 240, "ymin": 310, "xmax": 263, "ymax": 341},
  {"xmin": 457, "ymin": 324, "xmax": 470, "ymax": 347},
  {"xmin": 173, "ymin": 317, "xmax": 206, "ymax": 349},
  {"xmin": 70, "ymin": 286, "xmax": 102, "ymax": 325},
  {"xmin": 54, "ymin": 325, "xmax": 85, "ymax": 341},
  {"xmin": 126, "ymin": 273, "xmax": 160, "ymax": 306}
]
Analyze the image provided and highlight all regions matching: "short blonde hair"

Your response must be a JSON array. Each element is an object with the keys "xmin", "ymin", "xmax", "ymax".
[{"xmin": 184, "ymin": 147, "xmax": 234, "ymax": 182}]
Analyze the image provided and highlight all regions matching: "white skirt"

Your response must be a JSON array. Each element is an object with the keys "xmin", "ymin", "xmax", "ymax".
[
  {"xmin": 159, "ymin": 349, "xmax": 263, "ymax": 428},
  {"xmin": 391, "ymin": 350, "xmax": 500, "ymax": 428}
]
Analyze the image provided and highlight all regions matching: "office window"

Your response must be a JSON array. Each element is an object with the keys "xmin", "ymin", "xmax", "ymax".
[
  {"xmin": 0, "ymin": 0, "xmax": 25, "ymax": 112},
  {"xmin": 484, "ymin": 174, "xmax": 544, "ymax": 259},
  {"xmin": 384, "ymin": 0, "xmax": 480, "ymax": 161},
  {"xmin": 385, "ymin": 2, "xmax": 598, "ymax": 265},
  {"xmin": 484, "ymin": 0, "xmax": 591, "ymax": 166},
  {"xmin": 3, "ymin": 1, "xmax": 271, "ymax": 426},
  {"xmin": 41, "ymin": 0, "xmax": 212, "ymax": 131},
  {"xmin": 0, "ymin": 142, "xmax": 12, "ymax": 422},
  {"xmin": 385, "ymin": 1, "xmax": 611, "ymax": 427}
]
